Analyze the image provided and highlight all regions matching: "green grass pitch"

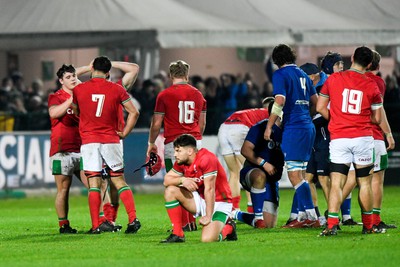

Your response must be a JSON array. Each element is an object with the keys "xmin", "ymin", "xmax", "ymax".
[{"xmin": 0, "ymin": 186, "xmax": 399, "ymax": 267}]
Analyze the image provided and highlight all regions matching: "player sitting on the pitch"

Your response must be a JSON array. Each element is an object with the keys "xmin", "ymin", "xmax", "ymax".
[
  {"xmin": 233, "ymin": 97, "xmax": 284, "ymax": 228},
  {"xmin": 161, "ymin": 134, "xmax": 237, "ymax": 243}
]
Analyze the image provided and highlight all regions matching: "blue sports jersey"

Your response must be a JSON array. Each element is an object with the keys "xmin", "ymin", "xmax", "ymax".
[
  {"xmin": 272, "ymin": 64, "xmax": 316, "ymax": 129},
  {"xmin": 244, "ymin": 119, "xmax": 284, "ymax": 168}
]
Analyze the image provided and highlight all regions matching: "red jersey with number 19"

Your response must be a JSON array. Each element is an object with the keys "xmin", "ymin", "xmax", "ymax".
[
  {"xmin": 154, "ymin": 82, "xmax": 207, "ymax": 143},
  {"xmin": 48, "ymin": 89, "xmax": 81, "ymax": 156},
  {"xmin": 320, "ymin": 70, "xmax": 382, "ymax": 140},
  {"xmin": 172, "ymin": 148, "xmax": 232, "ymax": 202},
  {"xmin": 73, "ymin": 78, "xmax": 131, "ymax": 144}
]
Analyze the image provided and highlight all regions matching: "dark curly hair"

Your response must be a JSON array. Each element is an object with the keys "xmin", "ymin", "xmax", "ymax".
[
  {"xmin": 272, "ymin": 44, "xmax": 296, "ymax": 68},
  {"xmin": 56, "ymin": 64, "xmax": 75, "ymax": 79}
]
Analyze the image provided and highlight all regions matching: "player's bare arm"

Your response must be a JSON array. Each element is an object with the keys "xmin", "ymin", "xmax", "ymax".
[
  {"xmin": 163, "ymin": 170, "xmax": 198, "ymax": 191},
  {"xmin": 147, "ymin": 113, "xmax": 164, "ymax": 155},
  {"xmin": 199, "ymin": 174, "xmax": 216, "ymax": 226},
  {"xmin": 199, "ymin": 111, "xmax": 207, "ymax": 135},
  {"xmin": 75, "ymin": 63, "xmax": 92, "ymax": 79},
  {"xmin": 316, "ymin": 95, "xmax": 330, "ymax": 120},
  {"xmin": 370, "ymin": 106, "xmax": 382, "ymax": 126},
  {"xmin": 378, "ymin": 108, "xmax": 395, "ymax": 150},
  {"xmin": 48, "ymin": 96, "xmax": 73, "ymax": 119},
  {"xmin": 309, "ymin": 93, "xmax": 319, "ymax": 116},
  {"xmin": 111, "ymin": 61, "xmax": 139, "ymax": 90},
  {"xmin": 118, "ymin": 99, "xmax": 139, "ymax": 139},
  {"xmin": 264, "ymin": 96, "xmax": 284, "ymax": 140},
  {"xmin": 241, "ymin": 140, "xmax": 276, "ymax": 176}
]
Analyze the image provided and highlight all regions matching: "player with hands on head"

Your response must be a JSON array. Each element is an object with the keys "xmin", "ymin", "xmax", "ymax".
[{"xmin": 72, "ymin": 56, "xmax": 141, "ymax": 234}]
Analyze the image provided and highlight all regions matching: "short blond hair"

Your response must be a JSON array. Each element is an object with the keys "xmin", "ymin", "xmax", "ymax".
[{"xmin": 169, "ymin": 60, "xmax": 190, "ymax": 78}]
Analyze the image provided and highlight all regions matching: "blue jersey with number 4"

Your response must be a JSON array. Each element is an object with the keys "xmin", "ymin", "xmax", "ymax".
[{"xmin": 272, "ymin": 64, "xmax": 316, "ymax": 129}]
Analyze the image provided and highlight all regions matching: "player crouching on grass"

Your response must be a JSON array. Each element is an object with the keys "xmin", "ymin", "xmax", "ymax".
[
  {"xmin": 161, "ymin": 134, "xmax": 237, "ymax": 243},
  {"xmin": 233, "ymin": 97, "xmax": 284, "ymax": 229}
]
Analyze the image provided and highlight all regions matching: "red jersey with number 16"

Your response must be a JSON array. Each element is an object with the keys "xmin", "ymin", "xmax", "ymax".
[
  {"xmin": 320, "ymin": 70, "xmax": 382, "ymax": 140},
  {"xmin": 154, "ymin": 82, "xmax": 207, "ymax": 143},
  {"xmin": 48, "ymin": 89, "xmax": 81, "ymax": 156},
  {"xmin": 172, "ymin": 148, "xmax": 232, "ymax": 202},
  {"xmin": 73, "ymin": 78, "xmax": 131, "ymax": 144}
]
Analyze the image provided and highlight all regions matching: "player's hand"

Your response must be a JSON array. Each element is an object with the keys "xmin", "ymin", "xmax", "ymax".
[
  {"xmin": 146, "ymin": 143, "xmax": 158, "ymax": 156},
  {"xmin": 181, "ymin": 178, "xmax": 198, "ymax": 192},
  {"xmin": 116, "ymin": 131, "xmax": 126, "ymax": 139},
  {"xmin": 199, "ymin": 215, "xmax": 211, "ymax": 226},
  {"xmin": 263, "ymin": 162, "xmax": 276, "ymax": 176},
  {"xmin": 264, "ymin": 127, "xmax": 272, "ymax": 141},
  {"xmin": 387, "ymin": 135, "xmax": 395, "ymax": 151}
]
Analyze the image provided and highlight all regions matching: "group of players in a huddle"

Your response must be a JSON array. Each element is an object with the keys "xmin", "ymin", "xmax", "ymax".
[{"xmin": 48, "ymin": 44, "xmax": 395, "ymax": 243}]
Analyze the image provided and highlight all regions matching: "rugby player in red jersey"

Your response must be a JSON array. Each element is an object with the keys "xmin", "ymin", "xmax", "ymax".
[
  {"xmin": 161, "ymin": 134, "xmax": 236, "ymax": 243},
  {"xmin": 317, "ymin": 46, "xmax": 383, "ymax": 235},
  {"xmin": 147, "ymin": 60, "xmax": 207, "ymax": 231},
  {"xmin": 72, "ymin": 56, "xmax": 140, "ymax": 234}
]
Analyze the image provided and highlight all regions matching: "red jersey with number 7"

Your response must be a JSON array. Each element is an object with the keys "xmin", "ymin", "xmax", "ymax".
[
  {"xmin": 73, "ymin": 78, "xmax": 131, "ymax": 144},
  {"xmin": 319, "ymin": 70, "xmax": 382, "ymax": 140},
  {"xmin": 154, "ymin": 82, "xmax": 207, "ymax": 143}
]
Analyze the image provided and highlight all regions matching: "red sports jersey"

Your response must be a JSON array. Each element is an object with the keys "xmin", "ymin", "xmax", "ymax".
[
  {"xmin": 48, "ymin": 89, "xmax": 81, "ymax": 156},
  {"xmin": 172, "ymin": 148, "xmax": 232, "ymax": 202},
  {"xmin": 224, "ymin": 108, "xmax": 269, "ymax": 127},
  {"xmin": 320, "ymin": 70, "xmax": 382, "ymax": 140},
  {"xmin": 365, "ymin": 72, "xmax": 386, "ymax": 141},
  {"xmin": 154, "ymin": 82, "xmax": 207, "ymax": 143},
  {"xmin": 73, "ymin": 78, "xmax": 131, "ymax": 144}
]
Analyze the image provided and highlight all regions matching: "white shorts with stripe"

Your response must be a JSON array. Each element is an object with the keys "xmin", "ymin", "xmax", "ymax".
[
  {"xmin": 330, "ymin": 136, "xmax": 374, "ymax": 166},
  {"xmin": 192, "ymin": 191, "xmax": 232, "ymax": 219},
  {"xmin": 374, "ymin": 140, "xmax": 388, "ymax": 172},
  {"xmin": 217, "ymin": 123, "xmax": 249, "ymax": 156},
  {"xmin": 50, "ymin": 152, "xmax": 80, "ymax": 176},
  {"xmin": 81, "ymin": 143, "xmax": 123, "ymax": 172}
]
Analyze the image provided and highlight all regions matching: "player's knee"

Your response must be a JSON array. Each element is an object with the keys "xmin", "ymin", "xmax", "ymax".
[
  {"xmin": 164, "ymin": 185, "xmax": 180, "ymax": 198},
  {"xmin": 201, "ymin": 233, "xmax": 218, "ymax": 243},
  {"xmin": 355, "ymin": 165, "xmax": 374, "ymax": 178},
  {"xmin": 330, "ymin": 163, "xmax": 350, "ymax": 176},
  {"xmin": 250, "ymin": 169, "xmax": 266, "ymax": 187}
]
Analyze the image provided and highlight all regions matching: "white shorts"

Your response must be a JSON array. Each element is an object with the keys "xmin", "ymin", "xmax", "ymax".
[
  {"xmin": 81, "ymin": 143, "xmax": 123, "ymax": 172},
  {"xmin": 374, "ymin": 140, "xmax": 388, "ymax": 172},
  {"xmin": 330, "ymin": 137, "xmax": 374, "ymax": 166},
  {"xmin": 218, "ymin": 124, "xmax": 249, "ymax": 156},
  {"xmin": 164, "ymin": 139, "xmax": 202, "ymax": 162},
  {"xmin": 192, "ymin": 191, "xmax": 232, "ymax": 220},
  {"xmin": 50, "ymin": 152, "xmax": 81, "ymax": 176}
]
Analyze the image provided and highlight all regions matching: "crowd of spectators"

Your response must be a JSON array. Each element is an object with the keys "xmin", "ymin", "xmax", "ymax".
[{"xmin": 1, "ymin": 68, "xmax": 399, "ymax": 134}]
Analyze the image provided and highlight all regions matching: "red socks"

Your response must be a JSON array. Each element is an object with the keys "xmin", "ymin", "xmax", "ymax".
[{"xmin": 165, "ymin": 200, "xmax": 184, "ymax": 237}]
